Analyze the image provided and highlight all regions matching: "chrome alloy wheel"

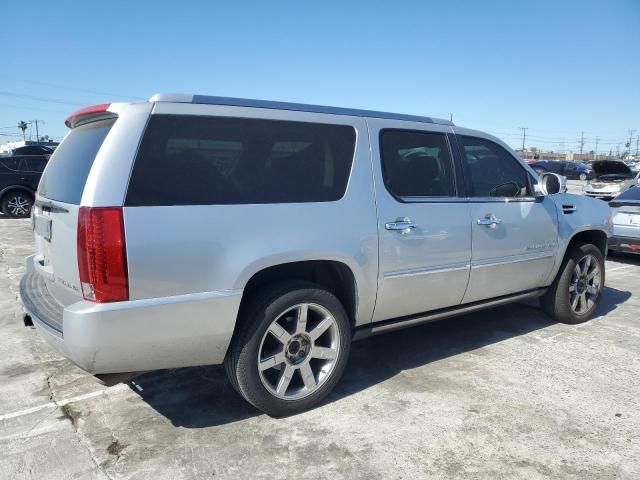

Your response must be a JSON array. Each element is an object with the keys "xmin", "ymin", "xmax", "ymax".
[
  {"xmin": 7, "ymin": 195, "xmax": 31, "ymax": 217},
  {"xmin": 569, "ymin": 254, "xmax": 602, "ymax": 314},
  {"xmin": 258, "ymin": 303, "xmax": 340, "ymax": 400}
]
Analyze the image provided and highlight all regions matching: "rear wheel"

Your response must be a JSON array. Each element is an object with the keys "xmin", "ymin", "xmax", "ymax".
[
  {"xmin": 541, "ymin": 242, "xmax": 604, "ymax": 324},
  {"xmin": 1, "ymin": 190, "xmax": 33, "ymax": 218},
  {"xmin": 224, "ymin": 282, "xmax": 351, "ymax": 416}
]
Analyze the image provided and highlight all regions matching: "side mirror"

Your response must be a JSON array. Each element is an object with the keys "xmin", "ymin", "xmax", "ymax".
[{"xmin": 535, "ymin": 172, "xmax": 563, "ymax": 196}]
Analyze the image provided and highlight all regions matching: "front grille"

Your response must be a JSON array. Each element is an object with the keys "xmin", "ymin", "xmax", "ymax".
[{"xmin": 20, "ymin": 272, "xmax": 64, "ymax": 335}]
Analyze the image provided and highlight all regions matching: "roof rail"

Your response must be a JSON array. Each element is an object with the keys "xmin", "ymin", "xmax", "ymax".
[{"xmin": 149, "ymin": 93, "xmax": 454, "ymax": 126}]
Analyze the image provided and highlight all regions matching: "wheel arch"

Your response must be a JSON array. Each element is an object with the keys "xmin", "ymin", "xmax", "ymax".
[
  {"xmin": 238, "ymin": 260, "xmax": 359, "ymax": 330},
  {"xmin": 566, "ymin": 229, "xmax": 608, "ymax": 258},
  {"xmin": 0, "ymin": 185, "xmax": 35, "ymax": 200}
]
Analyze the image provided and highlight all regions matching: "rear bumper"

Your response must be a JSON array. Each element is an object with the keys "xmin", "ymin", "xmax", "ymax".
[
  {"xmin": 19, "ymin": 256, "xmax": 242, "ymax": 374},
  {"xmin": 608, "ymin": 235, "xmax": 640, "ymax": 254}
]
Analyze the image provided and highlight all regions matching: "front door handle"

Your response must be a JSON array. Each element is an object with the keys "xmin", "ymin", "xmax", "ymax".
[
  {"xmin": 477, "ymin": 214, "xmax": 502, "ymax": 228},
  {"xmin": 385, "ymin": 217, "xmax": 417, "ymax": 234}
]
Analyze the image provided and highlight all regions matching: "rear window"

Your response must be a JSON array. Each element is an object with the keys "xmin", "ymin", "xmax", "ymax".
[
  {"xmin": 125, "ymin": 115, "xmax": 356, "ymax": 206},
  {"xmin": 38, "ymin": 119, "xmax": 114, "ymax": 204}
]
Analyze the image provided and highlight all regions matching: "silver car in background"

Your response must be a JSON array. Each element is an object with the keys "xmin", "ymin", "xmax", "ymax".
[
  {"xmin": 20, "ymin": 94, "xmax": 613, "ymax": 415},
  {"xmin": 608, "ymin": 186, "xmax": 640, "ymax": 254}
]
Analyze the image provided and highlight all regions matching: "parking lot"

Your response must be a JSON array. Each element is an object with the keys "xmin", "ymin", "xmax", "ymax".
[{"xmin": 1, "ymin": 182, "xmax": 639, "ymax": 479}]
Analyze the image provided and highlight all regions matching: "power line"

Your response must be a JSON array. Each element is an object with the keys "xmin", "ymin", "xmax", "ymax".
[
  {"xmin": 0, "ymin": 75, "xmax": 144, "ymax": 100},
  {"xmin": 0, "ymin": 102, "xmax": 69, "ymax": 114},
  {"xmin": 0, "ymin": 91, "xmax": 85, "ymax": 106}
]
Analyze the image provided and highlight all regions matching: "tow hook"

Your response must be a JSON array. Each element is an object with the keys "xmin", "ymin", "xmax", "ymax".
[{"xmin": 23, "ymin": 313, "xmax": 34, "ymax": 328}]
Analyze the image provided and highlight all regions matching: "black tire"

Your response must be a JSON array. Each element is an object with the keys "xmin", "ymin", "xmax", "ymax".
[
  {"xmin": 224, "ymin": 281, "xmax": 351, "ymax": 416},
  {"xmin": 1, "ymin": 190, "xmax": 34, "ymax": 218},
  {"xmin": 540, "ymin": 242, "xmax": 605, "ymax": 324}
]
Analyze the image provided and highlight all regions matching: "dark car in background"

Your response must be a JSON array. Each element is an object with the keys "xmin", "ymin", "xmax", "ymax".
[
  {"xmin": 12, "ymin": 145, "xmax": 55, "ymax": 158},
  {"xmin": 608, "ymin": 186, "xmax": 640, "ymax": 255},
  {"xmin": 0, "ymin": 156, "xmax": 47, "ymax": 217},
  {"xmin": 532, "ymin": 160, "xmax": 594, "ymax": 180}
]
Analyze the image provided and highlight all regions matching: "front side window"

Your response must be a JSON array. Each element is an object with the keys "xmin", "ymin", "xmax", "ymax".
[
  {"xmin": 126, "ymin": 115, "xmax": 356, "ymax": 206},
  {"xmin": 460, "ymin": 136, "xmax": 531, "ymax": 198},
  {"xmin": 380, "ymin": 130, "xmax": 456, "ymax": 198}
]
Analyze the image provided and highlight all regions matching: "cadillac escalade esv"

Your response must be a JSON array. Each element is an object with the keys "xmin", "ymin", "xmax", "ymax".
[{"xmin": 20, "ymin": 94, "xmax": 613, "ymax": 415}]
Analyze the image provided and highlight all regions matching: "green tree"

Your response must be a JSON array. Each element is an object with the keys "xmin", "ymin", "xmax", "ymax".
[{"xmin": 18, "ymin": 121, "xmax": 28, "ymax": 141}]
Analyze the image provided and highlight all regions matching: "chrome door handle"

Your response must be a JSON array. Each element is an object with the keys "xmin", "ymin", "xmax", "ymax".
[
  {"xmin": 385, "ymin": 217, "xmax": 417, "ymax": 234},
  {"xmin": 477, "ymin": 214, "xmax": 502, "ymax": 228}
]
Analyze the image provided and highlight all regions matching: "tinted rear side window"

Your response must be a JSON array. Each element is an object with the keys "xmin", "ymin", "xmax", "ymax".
[
  {"xmin": 125, "ymin": 115, "xmax": 356, "ymax": 206},
  {"xmin": 38, "ymin": 119, "xmax": 114, "ymax": 204}
]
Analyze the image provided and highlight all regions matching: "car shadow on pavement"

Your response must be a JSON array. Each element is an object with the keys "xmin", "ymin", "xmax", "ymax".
[
  {"xmin": 608, "ymin": 251, "xmax": 640, "ymax": 266},
  {"xmin": 128, "ymin": 286, "xmax": 631, "ymax": 427}
]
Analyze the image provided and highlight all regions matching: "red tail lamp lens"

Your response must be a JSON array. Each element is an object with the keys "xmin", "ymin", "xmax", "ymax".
[{"xmin": 77, "ymin": 207, "xmax": 129, "ymax": 302}]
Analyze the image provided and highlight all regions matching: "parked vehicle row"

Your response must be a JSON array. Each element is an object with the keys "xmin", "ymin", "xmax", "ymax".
[
  {"xmin": 19, "ymin": 94, "xmax": 612, "ymax": 416},
  {"xmin": 532, "ymin": 160, "xmax": 594, "ymax": 181}
]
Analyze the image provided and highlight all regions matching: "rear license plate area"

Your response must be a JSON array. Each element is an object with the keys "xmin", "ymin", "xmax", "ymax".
[{"xmin": 34, "ymin": 214, "xmax": 52, "ymax": 241}]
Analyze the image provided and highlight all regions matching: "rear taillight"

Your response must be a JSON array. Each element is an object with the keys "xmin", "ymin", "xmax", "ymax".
[{"xmin": 77, "ymin": 207, "xmax": 129, "ymax": 303}]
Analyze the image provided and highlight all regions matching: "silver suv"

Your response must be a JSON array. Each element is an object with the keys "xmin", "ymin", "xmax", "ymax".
[{"xmin": 20, "ymin": 94, "xmax": 613, "ymax": 415}]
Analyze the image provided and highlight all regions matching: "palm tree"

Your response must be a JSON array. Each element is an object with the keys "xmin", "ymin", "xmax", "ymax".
[{"xmin": 18, "ymin": 121, "xmax": 28, "ymax": 141}]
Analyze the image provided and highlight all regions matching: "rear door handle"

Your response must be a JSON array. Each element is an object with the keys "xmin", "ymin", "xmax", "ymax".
[
  {"xmin": 385, "ymin": 217, "xmax": 417, "ymax": 234},
  {"xmin": 477, "ymin": 214, "xmax": 502, "ymax": 228}
]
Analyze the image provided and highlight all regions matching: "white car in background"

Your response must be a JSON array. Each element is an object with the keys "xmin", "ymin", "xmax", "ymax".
[{"xmin": 583, "ymin": 160, "xmax": 639, "ymax": 200}]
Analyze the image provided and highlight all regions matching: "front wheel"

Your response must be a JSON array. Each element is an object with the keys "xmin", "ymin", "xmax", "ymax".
[
  {"xmin": 541, "ymin": 242, "xmax": 604, "ymax": 324},
  {"xmin": 224, "ymin": 282, "xmax": 351, "ymax": 416},
  {"xmin": 579, "ymin": 173, "xmax": 587, "ymax": 181}
]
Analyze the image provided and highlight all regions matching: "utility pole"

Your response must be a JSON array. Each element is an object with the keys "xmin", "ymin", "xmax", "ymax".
[
  {"xmin": 616, "ymin": 144, "xmax": 621, "ymax": 158},
  {"xmin": 449, "ymin": 113, "xmax": 453, "ymax": 122},
  {"xmin": 29, "ymin": 119, "xmax": 45, "ymax": 143},
  {"xmin": 636, "ymin": 136, "xmax": 639, "ymax": 156},
  {"xmin": 579, "ymin": 131, "xmax": 585, "ymax": 155},
  {"xmin": 629, "ymin": 130, "xmax": 636, "ymax": 157},
  {"xmin": 520, "ymin": 127, "xmax": 528, "ymax": 152},
  {"xmin": 594, "ymin": 136, "xmax": 599, "ymax": 161}
]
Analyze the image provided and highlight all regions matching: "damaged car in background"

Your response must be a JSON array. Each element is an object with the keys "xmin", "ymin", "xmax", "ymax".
[{"xmin": 583, "ymin": 160, "xmax": 639, "ymax": 200}]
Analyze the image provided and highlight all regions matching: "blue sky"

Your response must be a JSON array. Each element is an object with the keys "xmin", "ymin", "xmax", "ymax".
[{"xmin": 1, "ymin": 0, "xmax": 638, "ymax": 153}]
